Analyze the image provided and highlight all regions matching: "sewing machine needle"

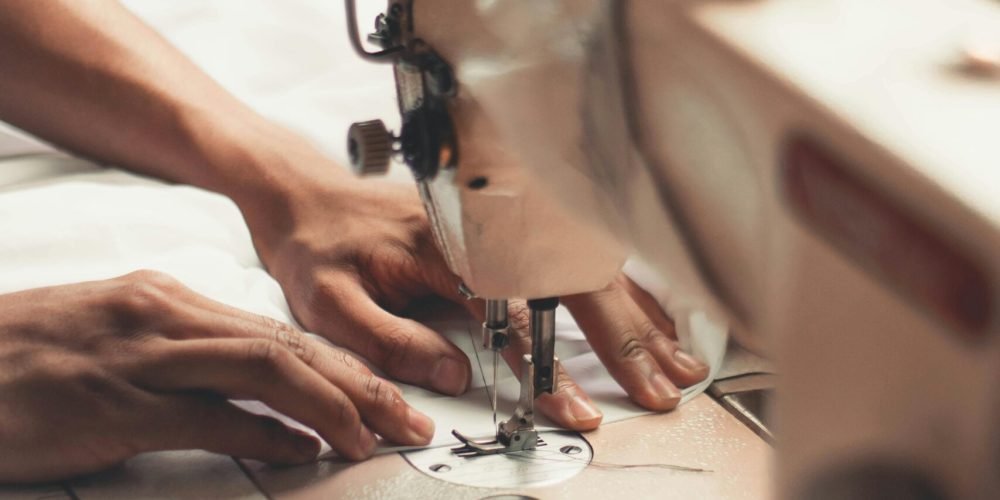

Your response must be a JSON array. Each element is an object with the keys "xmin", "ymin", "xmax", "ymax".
[{"xmin": 491, "ymin": 349, "xmax": 498, "ymax": 429}]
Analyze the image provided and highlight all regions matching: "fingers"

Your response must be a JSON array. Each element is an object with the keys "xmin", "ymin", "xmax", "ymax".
[
  {"xmin": 174, "ymin": 298, "xmax": 375, "ymax": 376},
  {"xmin": 563, "ymin": 279, "xmax": 709, "ymax": 412},
  {"xmin": 616, "ymin": 275, "xmax": 708, "ymax": 386},
  {"xmin": 157, "ymin": 291, "xmax": 435, "ymax": 446},
  {"xmin": 501, "ymin": 300, "xmax": 603, "ymax": 431},
  {"xmin": 314, "ymin": 279, "xmax": 471, "ymax": 397},
  {"xmin": 135, "ymin": 338, "xmax": 377, "ymax": 460},
  {"xmin": 145, "ymin": 395, "xmax": 321, "ymax": 465},
  {"xmin": 616, "ymin": 275, "xmax": 678, "ymax": 341}
]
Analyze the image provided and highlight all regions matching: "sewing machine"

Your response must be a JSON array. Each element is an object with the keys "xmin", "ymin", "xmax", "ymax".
[{"xmin": 344, "ymin": 0, "xmax": 999, "ymax": 499}]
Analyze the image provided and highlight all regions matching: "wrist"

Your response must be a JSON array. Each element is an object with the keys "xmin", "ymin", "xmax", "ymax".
[{"xmin": 215, "ymin": 123, "xmax": 359, "ymax": 264}]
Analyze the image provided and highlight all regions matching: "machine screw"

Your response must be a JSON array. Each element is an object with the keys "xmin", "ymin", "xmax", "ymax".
[
  {"xmin": 429, "ymin": 463, "xmax": 451, "ymax": 473},
  {"xmin": 467, "ymin": 176, "xmax": 489, "ymax": 190},
  {"xmin": 559, "ymin": 445, "xmax": 583, "ymax": 455}
]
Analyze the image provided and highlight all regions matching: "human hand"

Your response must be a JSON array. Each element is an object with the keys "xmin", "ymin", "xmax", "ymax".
[
  {"xmin": 253, "ymin": 177, "xmax": 708, "ymax": 432},
  {"xmin": 0, "ymin": 271, "xmax": 433, "ymax": 483}
]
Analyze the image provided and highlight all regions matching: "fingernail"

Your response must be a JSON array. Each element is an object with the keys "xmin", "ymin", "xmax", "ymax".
[
  {"xmin": 674, "ymin": 350, "xmax": 708, "ymax": 373},
  {"xmin": 569, "ymin": 395, "xmax": 603, "ymax": 424},
  {"xmin": 407, "ymin": 407, "xmax": 436, "ymax": 443},
  {"xmin": 431, "ymin": 358, "xmax": 468, "ymax": 395},
  {"xmin": 649, "ymin": 372, "xmax": 682, "ymax": 406},
  {"xmin": 357, "ymin": 427, "xmax": 377, "ymax": 458}
]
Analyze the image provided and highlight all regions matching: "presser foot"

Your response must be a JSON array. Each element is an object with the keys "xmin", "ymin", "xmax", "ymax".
[
  {"xmin": 451, "ymin": 354, "xmax": 553, "ymax": 458},
  {"xmin": 450, "ymin": 299, "xmax": 560, "ymax": 459},
  {"xmin": 450, "ymin": 430, "xmax": 546, "ymax": 458}
]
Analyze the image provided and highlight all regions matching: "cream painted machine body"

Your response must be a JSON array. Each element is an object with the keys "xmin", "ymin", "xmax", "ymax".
[{"xmin": 363, "ymin": 0, "xmax": 999, "ymax": 498}]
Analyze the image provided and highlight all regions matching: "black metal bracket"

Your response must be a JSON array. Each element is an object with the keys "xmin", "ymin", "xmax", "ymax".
[
  {"xmin": 344, "ymin": 0, "xmax": 458, "ymax": 182},
  {"xmin": 344, "ymin": 0, "xmax": 403, "ymax": 62}
]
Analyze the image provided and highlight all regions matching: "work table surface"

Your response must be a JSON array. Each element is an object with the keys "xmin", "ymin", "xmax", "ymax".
[{"xmin": 0, "ymin": 394, "xmax": 771, "ymax": 499}]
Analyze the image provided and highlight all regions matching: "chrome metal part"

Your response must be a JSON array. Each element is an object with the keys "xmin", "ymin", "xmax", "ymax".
[
  {"xmin": 497, "ymin": 354, "xmax": 540, "ymax": 451},
  {"xmin": 407, "ymin": 431, "xmax": 591, "ymax": 489},
  {"xmin": 449, "ymin": 428, "xmax": 547, "ymax": 458},
  {"xmin": 482, "ymin": 298, "xmax": 509, "ymax": 428},
  {"xmin": 528, "ymin": 298, "xmax": 559, "ymax": 394},
  {"xmin": 451, "ymin": 298, "xmax": 561, "ymax": 458},
  {"xmin": 707, "ymin": 374, "xmax": 775, "ymax": 443},
  {"xmin": 482, "ymin": 298, "xmax": 510, "ymax": 351},
  {"xmin": 450, "ymin": 354, "xmax": 547, "ymax": 458}
]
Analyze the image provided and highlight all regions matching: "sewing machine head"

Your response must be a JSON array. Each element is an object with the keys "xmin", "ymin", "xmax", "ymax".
[
  {"xmin": 344, "ymin": 0, "xmax": 628, "ymax": 302},
  {"xmin": 345, "ymin": 0, "xmax": 999, "ymax": 498}
]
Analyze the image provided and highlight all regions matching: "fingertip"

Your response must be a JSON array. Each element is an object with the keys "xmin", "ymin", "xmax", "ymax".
[
  {"xmin": 568, "ymin": 395, "xmax": 603, "ymax": 430},
  {"xmin": 672, "ymin": 350, "xmax": 710, "ymax": 385},
  {"xmin": 538, "ymin": 391, "xmax": 603, "ymax": 431},
  {"xmin": 256, "ymin": 420, "xmax": 320, "ymax": 466},
  {"xmin": 406, "ymin": 407, "xmax": 436, "ymax": 444},
  {"xmin": 287, "ymin": 432, "xmax": 322, "ymax": 465},
  {"xmin": 636, "ymin": 372, "xmax": 682, "ymax": 411},
  {"xmin": 357, "ymin": 426, "xmax": 378, "ymax": 460}
]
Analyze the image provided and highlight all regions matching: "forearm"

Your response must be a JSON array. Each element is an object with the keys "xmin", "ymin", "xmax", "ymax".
[{"xmin": 0, "ymin": 0, "xmax": 350, "ymax": 246}]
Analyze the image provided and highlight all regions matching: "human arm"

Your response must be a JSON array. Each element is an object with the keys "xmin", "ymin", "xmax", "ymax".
[{"xmin": 0, "ymin": 0, "xmax": 708, "ymax": 432}]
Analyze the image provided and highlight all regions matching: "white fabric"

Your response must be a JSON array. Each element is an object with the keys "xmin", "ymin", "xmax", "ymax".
[
  {"xmin": 0, "ymin": 0, "xmax": 727, "ymax": 453},
  {"xmin": 0, "ymin": 122, "xmax": 52, "ymax": 158}
]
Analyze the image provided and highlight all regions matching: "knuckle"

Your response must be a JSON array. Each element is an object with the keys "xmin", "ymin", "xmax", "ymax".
[
  {"xmin": 361, "ymin": 375, "xmax": 397, "ymax": 409},
  {"xmin": 329, "ymin": 347, "xmax": 369, "ymax": 373},
  {"xmin": 306, "ymin": 277, "xmax": 340, "ymax": 313},
  {"xmin": 332, "ymin": 393, "xmax": 361, "ymax": 428},
  {"xmin": 591, "ymin": 283, "xmax": 624, "ymax": 307},
  {"xmin": 508, "ymin": 303, "xmax": 531, "ymax": 333},
  {"xmin": 601, "ymin": 276, "xmax": 626, "ymax": 293},
  {"xmin": 114, "ymin": 271, "xmax": 181, "ymax": 314},
  {"xmin": 63, "ymin": 362, "xmax": 109, "ymax": 391},
  {"xmin": 366, "ymin": 243, "xmax": 418, "ymax": 273},
  {"xmin": 366, "ymin": 323, "xmax": 415, "ymax": 368},
  {"xmin": 638, "ymin": 322, "xmax": 671, "ymax": 347},
  {"xmin": 245, "ymin": 339, "xmax": 290, "ymax": 374},
  {"xmin": 265, "ymin": 318, "xmax": 315, "ymax": 365},
  {"xmin": 125, "ymin": 269, "xmax": 181, "ymax": 292},
  {"xmin": 613, "ymin": 272, "xmax": 632, "ymax": 288},
  {"xmin": 618, "ymin": 333, "xmax": 649, "ymax": 361},
  {"xmin": 57, "ymin": 359, "xmax": 138, "ymax": 410}
]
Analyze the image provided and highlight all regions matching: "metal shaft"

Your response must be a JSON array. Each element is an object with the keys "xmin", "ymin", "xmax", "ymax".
[
  {"xmin": 485, "ymin": 299, "xmax": 508, "ymax": 328},
  {"xmin": 528, "ymin": 297, "xmax": 559, "ymax": 395},
  {"xmin": 482, "ymin": 298, "xmax": 510, "ymax": 350},
  {"xmin": 483, "ymin": 298, "xmax": 509, "ymax": 429}
]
